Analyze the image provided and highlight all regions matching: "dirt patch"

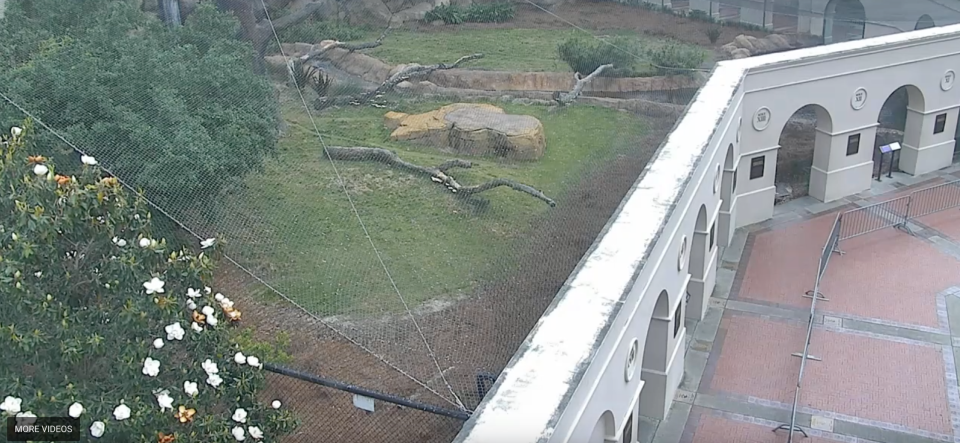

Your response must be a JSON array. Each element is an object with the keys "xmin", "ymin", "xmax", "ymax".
[
  {"xmin": 216, "ymin": 112, "xmax": 678, "ymax": 442},
  {"xmin": 409, "ymin": 2, "xmax": 769, "ymax": 49}
]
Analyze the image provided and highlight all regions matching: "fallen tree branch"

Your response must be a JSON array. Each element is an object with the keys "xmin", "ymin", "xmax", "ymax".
[
  {"xmin": 324, "ymin": 146, "xmax": 556, "ymax": 207},
  {"xmin": 314, "ymin": 53, "xmax": 484, "ymax": 109},
  {"xmin": 300, "ymin": 23, "xmax": 393, "ymax": 61},
  {"xmin": 553, "ymin": 64, "xmax": 613, "ymax": 106}
]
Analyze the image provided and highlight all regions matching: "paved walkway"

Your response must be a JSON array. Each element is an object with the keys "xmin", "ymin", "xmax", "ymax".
[{"xmin": 643, "ymin": 164, "xmax": 960, "ymax": 443}]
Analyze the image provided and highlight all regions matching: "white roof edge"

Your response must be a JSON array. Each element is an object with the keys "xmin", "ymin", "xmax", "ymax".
[{"xmin": 455, "ymin": 23, "xmax": 960, "ymax": 443}]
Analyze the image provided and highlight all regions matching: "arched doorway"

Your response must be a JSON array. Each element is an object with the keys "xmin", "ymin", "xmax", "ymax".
[
  {"xmin": 589, "ymin": 410, "xmax": 617, "ymax": 443},
  {"xmin": 775, "ymin": 104, "xmax": 833, "ymax": 202},
  {"xmin": 718, "ymin": 144, "xmax": 737, "ymax": 247},
  {"xmin": 915, "ymin": 14, "xmax": 935, "ymax": 30},
  {"xmin": 686, "ymin": 205, "xmax": 710, "ymax": 321},
  {"xmin": 639, "ymin": 290, "xmax": 673, "ymax": 419},
  {"xmin": 823, "ymin": 0, "xmax": 865, "ymax": 44},
  {"xmin": 875, "ymin": 85, "xmax": 924, "ymax": 178}
]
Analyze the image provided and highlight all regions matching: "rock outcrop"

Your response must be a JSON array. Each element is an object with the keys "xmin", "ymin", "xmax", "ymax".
[
  {"xmin": 386, "ymin": 104, "xmax": 546, "ymax": 160},
  {"xmin": 719, "ymin": 33, "xmax": 799, "ymax": 60}
]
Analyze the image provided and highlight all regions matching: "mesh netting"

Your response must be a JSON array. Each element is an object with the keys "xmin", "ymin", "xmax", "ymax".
[{"xmin": 0, "ymin": 0, "xmax": 917, "ymax": 440}]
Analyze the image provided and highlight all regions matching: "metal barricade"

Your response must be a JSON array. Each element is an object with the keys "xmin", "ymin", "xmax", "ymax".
[
  {"xmin": 774, "ymin": 212, "xmax": 842, "ymax": 442},
  {"xmin": 838, "ymin": 195, "xmax": 910, "ymax": 241},
  {"xmin": 905, "ymin": 178, "xmax": 960, "ymax": 219}
]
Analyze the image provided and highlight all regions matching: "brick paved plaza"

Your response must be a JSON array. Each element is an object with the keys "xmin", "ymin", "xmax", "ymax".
[{"xmin": 643, "ymin": 168, "xmax": 960, "ymax": 443}]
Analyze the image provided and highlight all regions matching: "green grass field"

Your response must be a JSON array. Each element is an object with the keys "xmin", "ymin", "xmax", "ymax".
[
  {"xmin": 365, "ymin": 28, "xmax": 701, "ymax": 74},
  {"xmin": 218, "ymin": 98, "xmax": 647, "ymax": 316}
]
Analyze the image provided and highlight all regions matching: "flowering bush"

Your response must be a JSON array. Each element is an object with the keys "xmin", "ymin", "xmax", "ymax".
[{"xmin": 0, "ymin": 121, "xmax": 296, "ymax": 442}]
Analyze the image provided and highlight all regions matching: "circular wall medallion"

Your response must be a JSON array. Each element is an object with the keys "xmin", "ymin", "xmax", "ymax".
[
  {"xmin": 678, "ymin": 235, "xmax": 688, "ymax": 271},
  {"xmin": 624, "ymin": 338, "xmax": 639, "ymax": 382},
  {"xmin": 851, "ymin": 88, "xmax": 868, "ymax": 110},
  {"xmin": 752, "ymin": 108, "xmax": 771, "ymax": 131},
  {"xmin": 942, "ymin": 70, "xmax": 956, "ymax": 91},
  {"xmin": 713, "ymin": 163, "xmax": 722, "ymax": 194}
]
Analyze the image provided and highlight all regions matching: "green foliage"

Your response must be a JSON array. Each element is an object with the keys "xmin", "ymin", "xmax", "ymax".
[
  {"xmin": 633, "ymin": 1, "xmax": 767, "ymax": 32},
  {"xmin": 687, "ymin": 9, "xmax": 715, "ymax": 23},
  {"xmin": 648, "ymin": 43, "xmax": 706, "ymax": 75},
  {"xmin": 425, "ymin": 4, "xmax": 465, "ymax": 24},
  {"xmin": 0, "ymin": 123, "xmax": 297, "ymax": 442},
  {"xmin": 464, "ymin": 2, "xmax": 516, "ymax": 23},
  {"xmin": 557, "ymin": 37, "xmax": 636, "ymax": 77},
  {"xmin": 276, "ymin": 19, "xmax": 366, "ymax": 45},
  {"xmin": 0, "ymin": 1, "xmax": 279, "ymax": 215},
  {"xmin": 705, "ymin": 27, "xmax": 722, "ymax": 44}
]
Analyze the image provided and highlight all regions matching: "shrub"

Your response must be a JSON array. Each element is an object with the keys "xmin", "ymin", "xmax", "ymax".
[
  {"xmin": 0, "ymin": 123, "xmax": 297, "ymax": 442},
  {"xmin": 465, "ymin": 2, "xmax": 516, "ymax": 23},
  {"xmin": 687, "ymin": 9, "xmax": 715, "ymax": 23},
  {"xmin": 277, "ymin": 19, "xmax": 366, "ymax": 44},
  {"xmin": 648, "ymin": 43, "xmax": 706, "ymax": 75},
  {"xmin": 425, "ymin": 4, "xmax": 465, "ymax": 24},
  {"xmin": 558, "ymin": 37, "xmax": 637, "ymax": 77},
  {"xmin": 705, "ymin": 27, "xmax": 722, "ymax": 43}
]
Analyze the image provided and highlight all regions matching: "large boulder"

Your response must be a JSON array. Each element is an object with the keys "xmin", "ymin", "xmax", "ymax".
[{"xmin": 386, "ymin": 104, "xmax": 546, "ymax": 160}]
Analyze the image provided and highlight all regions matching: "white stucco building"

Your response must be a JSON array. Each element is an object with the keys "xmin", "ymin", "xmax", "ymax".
[{"xmin": 453, "ymin": 22, "xmax": 960, "ymax": 443}]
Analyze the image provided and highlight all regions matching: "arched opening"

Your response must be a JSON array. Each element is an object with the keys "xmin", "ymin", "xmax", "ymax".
[
  {"xmin": 639, "ymin": 290, "xmax": 671, "ymax": 419},
  {"xmin": 775, "ymin": 104, "xmax": 833, "ymax": 202},
  {"xmin": 590, "ymin": 410, "xmax": 617, "ymax": 443},
  {"xmin": 686, "ymin": 205, "xmax": 709, "ymax": 320},
  {"xmin": 772, "ymin": 0, "xmax": 800, "ymax": 33},
  {"xmin": 915, "ymin": 14, "xmax": 935, "ymax": 30},
  {"xmin": 823, "ymin": 0, "xmax": 865, "ymax": 44},
  {"xmin": 875, "ymin": 85, "xmax": 925, "ymax": 178}
]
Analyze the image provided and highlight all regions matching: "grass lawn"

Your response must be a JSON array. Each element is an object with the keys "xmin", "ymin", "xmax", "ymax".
[
  {"xmin": 365, "ymin": 28, "xmax": 703, "ymax": 74},
  {"xmin": 218, "ymin": 96, "xmax": 647, "ymax": 317}
]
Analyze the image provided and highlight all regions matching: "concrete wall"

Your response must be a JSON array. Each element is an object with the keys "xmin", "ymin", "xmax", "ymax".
[{"xmin": 454, "ymin": 24, "xmax": 960, "ymax": 443}]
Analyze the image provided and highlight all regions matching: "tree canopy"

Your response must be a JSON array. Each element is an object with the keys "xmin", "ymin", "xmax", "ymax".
[
  {"xmin": 0, "ymin": 0, "xmax": 279, "ymax": 215},
  {"xmin": 0, "ymin": 123, "xmax": 295, "ymax": 442}
]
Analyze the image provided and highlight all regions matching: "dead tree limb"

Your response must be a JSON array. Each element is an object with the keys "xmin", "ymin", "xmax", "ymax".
[
  {"xmin": 324, "ymin": 146, "xmax": 556, "ymax": 207},
  {"xmin": 301, "ymin": 24, "xmax": 393, "ymax": 61},
  {"xmin": 315, "ymin": 53, "xmax": 484, "ymax": 109},
  {"xmin": 553, "ymin": 64, "xmax": 613, "ymax": 106}
]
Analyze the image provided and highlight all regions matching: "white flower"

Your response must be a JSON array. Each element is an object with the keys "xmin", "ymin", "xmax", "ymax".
[
  {"xmin": 206, "ymin": 314, "xmax": 218, "ymax": 326},
  {"xmin": 153, "ymin": 338, "xmax": 164, "ymax": 349},
  {"xmin": 165, "ymin": 323, "xmax": 185, "ymax": 341},
  {"xmin": 187, "ymin": 288, "xmax": 201, "ymax": 298},
  {"xmin": 115, "ymin": 238, "xmax": 126, "ymax": 247},
  {"xmin": 232, "ymin": 426, "xmax": 246, "ymax": 441},
  {"xmin": 143, "ymin": 277, "xmax": 165, "ymax": 294},
  {"xmin": 248, "ymin": 426, "xmax": 263, "ymax": 440},
  {"xmin": 156, "ymin": 390, "xmax": 174, "ymax": 411},
  {"xmin": 206, "ymin": 373, "xmax": 223, "ymax": 387},
  {"xmin": 81, "ymin": 155, "xmax": 97, "ymax": 166},
  {"xmin": 234, "ymin": 352, "xmax": 246, "ymax": 364},
  {"xmin": 11, "ymin": 233, "xmax": 18, "ymax": 241},
  {"xmin": 204, "ymin": 286, "xmax": 212, "ymax": 294},
  {"xmin": 0, "ymin": 396, "xmax": 22, "ymax": 415},
  {"xmin": 186, "ymin": 300, "xmax": 197, "ymax": 310},
  {"xmin": 271, "ymin": 400, "xmax": 281, "ymax": 409},
  {"xmin": 221, "ymin": 298, "xmax": 235, "ymax": 309},
  {"xmin": 16, "ymin": 411, "xmax": 37, "ymax": 426},
  {"xmin": 232, "ymin": 408, "xmax": 248, "ymax": 423},
  {"xmin": 184, "ymin": 381, "xmax": 199, "ymax": 397},
  {"xmin": 11, "ymin": 127, "xmax": 22, "ymax": 138},
  {"xmin": 215, "ymin": 293, "xmax": 225, "ymax": 302},
  {"xmin": 139, "ymin": 238, "xmax": 151, "ymax": 248},
  {"xmin": 68, "ymin": 402, "xmax": 84, "ymax": 418},
  {"xmin": 201, "ymin": 238, "xmax": 216, "ymax": 249},
  {"xmin": 34, "ymin": 271, "xmax": 42, "ymax": 278},
  {"xmin": 33, "ymin": 164, "xmax": 48, "ymax": 176},
  {"xmin": 246, "ymin": 356, "xmax": 261, "ymax": 368},
  {"xmin": 191, "ymin": 322, "xmax": 203, "ymax": 332},
  {"xmin": 202, "ymin": 359, "xmax": 219, "ymax": 375},
  {"xmin": 90, "ymin": 421, "xmax": 105, "ymax": 438},
  {"xmin": 201, "ymin": 305, "xmax": 215, "ymax": 316},
  {"xmin": 142, "ymin": 357, "xmax": 160, "ymax": 377},
  {"xmin": 113, "ymin": 403, "xmax": 131, "ymax": 421}
]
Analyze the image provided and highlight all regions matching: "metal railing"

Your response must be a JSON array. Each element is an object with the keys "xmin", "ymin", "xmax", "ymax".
[
  {"xmin": 839, "ymin": 178, "xmax": 960, "ymax": 242},
  {"xmin": 773, "ymin": 212, "xmax": 843, "ymax": 442}
]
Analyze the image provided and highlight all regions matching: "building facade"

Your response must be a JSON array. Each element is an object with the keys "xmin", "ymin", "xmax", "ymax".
[{"xmin": 454, "ymin": 24, "xmax": 960, "ymax": 443}]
